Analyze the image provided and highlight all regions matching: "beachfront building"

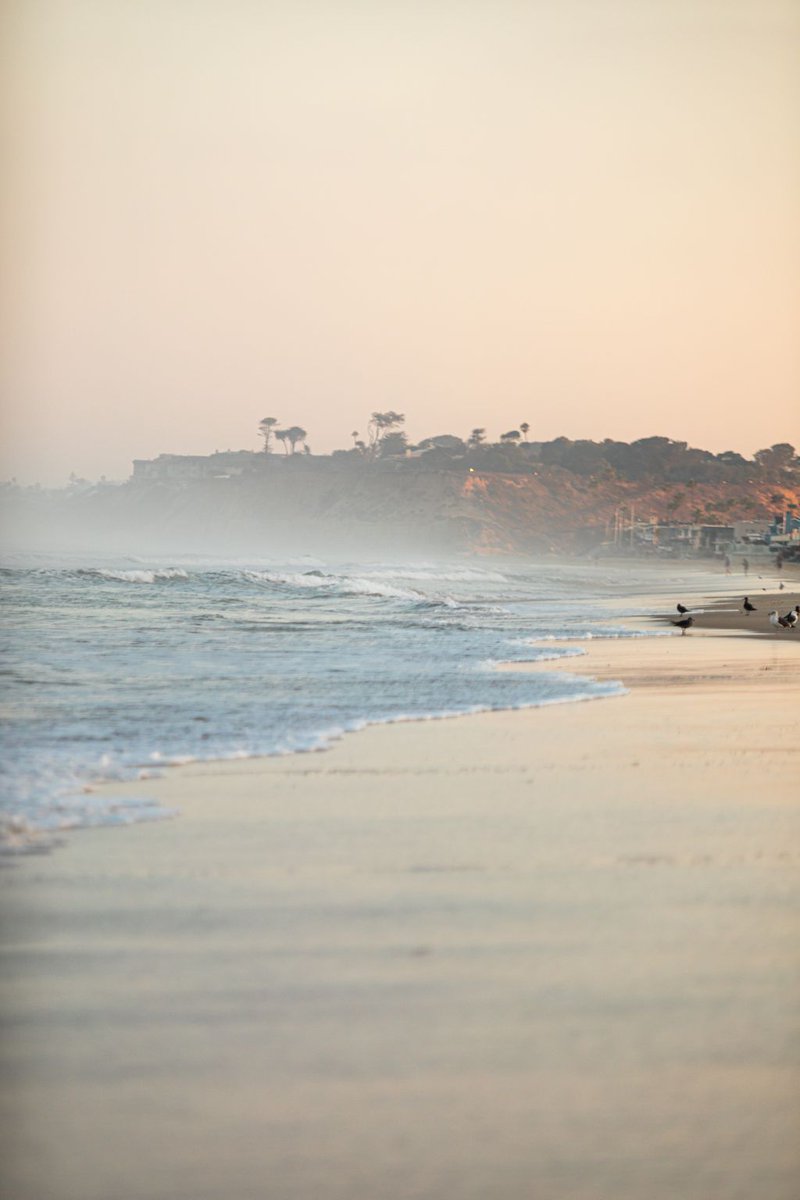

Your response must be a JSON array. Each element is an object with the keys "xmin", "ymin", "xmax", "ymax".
[
  {"xmin": 643, "ymin": 522, "xmax": 735, "ymax": 557},
  {"xmin": 132, "ymin": 451, "xmax": 260, "ymax": 482},
  {"xmin": 732, "ymin": 519, "xmax": 772, "ymax": 546}
]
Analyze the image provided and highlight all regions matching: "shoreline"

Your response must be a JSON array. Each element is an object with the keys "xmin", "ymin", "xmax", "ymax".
[
  {"xmin": 2, "ymin": 576, "xmax": 796, "ymax": 859},
  {"xmin": 8, "ymin": 581, "xmax": 797, "ymax": 858},
  {"xmin": 2, "ymin": 624, "xmax": 798, "ymax": 1199},
  {"xmin": 86, "ymin": 588, "xmax": 800, "ymax": 814}
]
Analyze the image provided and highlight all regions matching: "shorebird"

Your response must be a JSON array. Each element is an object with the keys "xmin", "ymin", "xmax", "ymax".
[
  {"xmin": 769, "ymin": 610, "xmax": 790, "ymax": 630},
  {"xmin": 783, "ymin": 606, "xmax": 799, "ymax": 629},
  {"xmin": 743, "ymin": 597, "xmax": 757, "ymax": 614},
  {"xmin": 673, "ymin": 615, "xmax": 694, "ymax": 635},
  {"xmin": 676, "ymin": 602, "xmax": 689, "ymax": 614}
]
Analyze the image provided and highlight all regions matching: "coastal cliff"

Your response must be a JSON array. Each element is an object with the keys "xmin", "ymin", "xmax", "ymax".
[{"xmin": 5, "ymin": 460, "xmax": 798, "ymax": 558}]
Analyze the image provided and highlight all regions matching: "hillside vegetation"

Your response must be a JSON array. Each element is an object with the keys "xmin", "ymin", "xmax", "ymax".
[{"xmin": 5, "ymin": 433, "xmax": 798, "ymax": 557}]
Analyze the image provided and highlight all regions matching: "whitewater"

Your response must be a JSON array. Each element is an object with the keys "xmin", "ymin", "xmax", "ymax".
[{"xmin": 0, "ymin": 555, "xmax": 732, "ymax": 850}]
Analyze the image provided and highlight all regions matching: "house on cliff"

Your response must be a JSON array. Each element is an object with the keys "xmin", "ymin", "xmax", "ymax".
[{"xmin": 132, "ymin": 451, "xmax": 260, "ymax": 482}]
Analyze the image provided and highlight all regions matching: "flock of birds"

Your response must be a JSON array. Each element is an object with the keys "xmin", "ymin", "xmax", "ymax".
[{"xmin": 672, "ymin": 599, "xmax": 800, "ymax": 634}]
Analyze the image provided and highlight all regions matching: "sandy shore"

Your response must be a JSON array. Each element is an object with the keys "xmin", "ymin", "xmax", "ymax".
[{"xmin": 1, "ymin": 631, "xmax": 799, "ymax": 1200}]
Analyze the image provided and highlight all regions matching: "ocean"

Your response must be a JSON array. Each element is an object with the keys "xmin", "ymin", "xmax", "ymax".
[{"xmin": 0, "ymin": 554, "xmax": 733, "ymax": 850}]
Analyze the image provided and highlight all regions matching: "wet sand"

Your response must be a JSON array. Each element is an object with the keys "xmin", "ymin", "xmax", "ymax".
[
  {"xmin": 655, "ymin": 589, "xmax": 800, "ymax": 638},
  {"xmin": 1, "ymin": 631, "xmax": 799, "ymax": 1200}
]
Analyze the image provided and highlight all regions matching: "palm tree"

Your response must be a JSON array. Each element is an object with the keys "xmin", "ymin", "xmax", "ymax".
[
  {"xmin": 258, "ymin": 417, "xmax": 279, "ymax": 453},
  {"xmin": 287, "ymin": 426, "xmax": 307, "ymax": 454},
  {"xmin": 520, "ymin": 422, "xmax": 530, "ymax": 441}
]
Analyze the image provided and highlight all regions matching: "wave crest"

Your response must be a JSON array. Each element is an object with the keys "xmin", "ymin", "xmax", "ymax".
[
  {"xmin": 242, "ymin": 569, "xmax": 459, "ymax": 605},
  {"xmin": 76, "ymin": 568, "xmax": 189, "ymax": 584}
]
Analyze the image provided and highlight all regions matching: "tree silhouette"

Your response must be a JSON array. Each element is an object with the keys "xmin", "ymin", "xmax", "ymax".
[
  {"xmin": 755, "ymin": 443, "xmax": 796, "ymax": 473},
  {"xmin": 468, "ymin": 428, "xmax": 486, "ymax": 447},
  {"xmin": 274, "ymin": 429, "xmax": 290, "ymax": 454},
  {"xmin": 258, "ymin": 417, "xmax": 279, "ymax": 453},
  {"xmin": 520, "ymin": 422, "xmax": 530, "ymax": 441},
  {"xmin": 500, "ymin": 430, "xmax": 521, "ymax": 443},
  {"xmin": 286, "ymin": 426, "xmax": 307, "ymax": 454},
  {"xmin": 378, "ymin": 431, "xmax": 408, "ymax": 457},
  {"xmin": 417, "ymin": 435, "xmax": 466, "ymax": 455},
  {"xmin": 367, "ymin": 411, "xmax": 405, "ymax": 457}
]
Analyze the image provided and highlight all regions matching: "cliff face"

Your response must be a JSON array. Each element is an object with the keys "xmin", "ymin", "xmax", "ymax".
[
  {"xmin": 457, "ymin": 470, "xmax": 800, "ymax": 553},
  {"xmin": 6, "ymin": 464, "xmax": 799, "ymax": 558}
]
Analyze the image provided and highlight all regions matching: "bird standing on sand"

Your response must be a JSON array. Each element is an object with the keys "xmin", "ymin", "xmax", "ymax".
[
  {"xmin": 769, "ymin": 611, "xmax": 790, "ymax": 630},
  {"xmin": 743, "ymin": 597, "xmax": 757, "ymax": 614},
  {"xmin": 783, "ymin": 605, "xmax": 799, "ymax": 629},
  {"xmin": 673, "ymin": 615, "xmax": 694, "ymax": 635},
  {"xmin": 676, "ymin": 602, "xmax": 689, "ymax": 614}
]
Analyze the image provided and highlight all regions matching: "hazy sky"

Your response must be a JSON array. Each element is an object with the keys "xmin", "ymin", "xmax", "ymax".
[{"xmin": 2, "ymin": 0, "xmax": 798, "ymax": 483}]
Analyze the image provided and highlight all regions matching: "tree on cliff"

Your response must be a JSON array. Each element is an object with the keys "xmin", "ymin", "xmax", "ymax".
[
  {"xmin": 417, "ymin": 435, "xmax": 466, "ymax": 455},
  {"xmin": 755, "ymin": 443, "xmax": 796, "ymax": 474},
  {"xmin": 287, "ymin": 426, "xmax": 308, "ymax": 454},
  {"xmin": 378, "ymin": 431, "xmax": 409, "ymax": 457},
  {"xmin": 274, "ymin": 429, "xmax": 290, "ymax": 454},
  {"xmin": 468, "ymin": 428, "xmax": 486, "ymax": 447},
  {"xmin": 367, "ymin": 411, "xmax": 405, "ymax": 456},
  {"xmin": 259, "ymin": 417, "xmax": 279, "ymax": 453},
  {"xmin": 520, "ymin": 422, "xmax": 530, "ymax": 441}
]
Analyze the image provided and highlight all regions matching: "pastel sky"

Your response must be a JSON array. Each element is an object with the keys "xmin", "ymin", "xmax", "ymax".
[{"xmin": 2, "ymin": 0, "xmax": 798, "ymax": 483}]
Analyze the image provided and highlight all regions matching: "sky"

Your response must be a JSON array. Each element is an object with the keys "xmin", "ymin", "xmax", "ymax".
[{"xmin": 1, "ymin": 0, "xmax": 798, "ymax": 484}]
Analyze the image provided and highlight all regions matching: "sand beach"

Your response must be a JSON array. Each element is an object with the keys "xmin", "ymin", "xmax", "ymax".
[
  {"xmin": 4, "ymin": 0, "xmax": 798, "ymax": 1192},
  {"xmin": 1, "ymin": 593, "xmax": 798, "ymax": 1200}
]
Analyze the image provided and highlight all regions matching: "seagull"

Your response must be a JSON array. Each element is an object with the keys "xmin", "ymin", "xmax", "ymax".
[
  {"xmin": 676, "ymin": 602, "xmax": 689, "ymax": 614},
  {"xmin": 769, "ymin": 610, "xmax": 790, "ymax": 630},
  {"xmin": 673, "ymin": 615, "xmax": 694, "ymax": 635},
  {"xmin": 743, "ymin": 597, "xmax": 757, "ymax": 614},
  {"xmin": 783, "ymin": 606, "xmax": 799, "ymax": 629}
]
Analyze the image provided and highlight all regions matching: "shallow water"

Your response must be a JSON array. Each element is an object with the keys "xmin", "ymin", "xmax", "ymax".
[{"xmin": 0, "ymin": 554, "xmax": 735, "ymax": 843}]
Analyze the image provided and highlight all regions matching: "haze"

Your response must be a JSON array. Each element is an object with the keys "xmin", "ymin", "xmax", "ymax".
[{"xmin": 2, "ymin": 0, "xmax": 798, "ymax": 485}]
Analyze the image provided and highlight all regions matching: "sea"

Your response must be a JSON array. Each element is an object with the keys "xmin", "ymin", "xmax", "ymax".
[{"xmin": 0, "ymin": 554, "xmax": 738, "ymax": 850}]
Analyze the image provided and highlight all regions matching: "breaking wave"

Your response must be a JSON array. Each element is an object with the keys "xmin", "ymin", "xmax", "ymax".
[
  {"xmin": 242, "ymin": 568, "xmax": 461, "ymax": 606},
  {"xmin": 3, "ymin": 553, "xmax": 725, "ymax": 853},
  {"xmin": 76, "ymin": 567, "xmax": 189, "ymax": 584}
]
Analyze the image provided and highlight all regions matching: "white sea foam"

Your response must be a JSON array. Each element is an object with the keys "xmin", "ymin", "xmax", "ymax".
[
  {"xmin": 524, "ymin": 628, "xmax": 674, "ymax": 642},
  {"xmin": 243, "ymin": 568, "xmax": 447, "ymax": 604},
  {"xmin": 339, "ymin": 575, "xmax": 428, "ymax": 601},
  {"xmin": 244, "ymin": 569, "xmax": 334, "ymax": 589},
  {"xmin": 3, "ymin": 554, "xmax": 711, "ymax": 852},
  {"xmin": 86, "ymin": 567, "xmax": 189, "ymax": 584}
]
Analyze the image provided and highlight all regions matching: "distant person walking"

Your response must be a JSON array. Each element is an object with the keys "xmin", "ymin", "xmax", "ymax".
[
  {"xmin": 776, "ymin": 552, "xmax": 784, "ymax": 572},
  {"xmin": 723, "ymin": 555, "xmax": 731, "ymax": 574},
  {"xmin": 742, "ymin": 557, "xmax": 749, "ymax": 576}
]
